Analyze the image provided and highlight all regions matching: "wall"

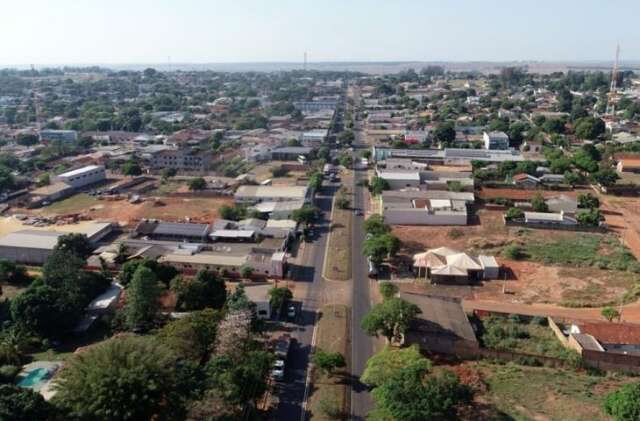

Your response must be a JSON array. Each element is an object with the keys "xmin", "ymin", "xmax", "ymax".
[
  {"xmin": 384, "ymin": 209, "xmax": 467, "ymax": 225},
  {"xmin": 582, "ymin": 350, "xmax": 640, "ymax": 374}
]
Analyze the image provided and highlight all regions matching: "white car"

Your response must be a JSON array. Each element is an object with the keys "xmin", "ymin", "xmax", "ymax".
[{"xmin": 271, "ymin": 359, "xmax": 285, "ymax": 380}]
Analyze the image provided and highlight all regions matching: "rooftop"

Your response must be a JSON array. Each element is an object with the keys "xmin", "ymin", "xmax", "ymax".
[{"xmin": 58, "ymin": 165, "xmax": 104, "ymax": 178}]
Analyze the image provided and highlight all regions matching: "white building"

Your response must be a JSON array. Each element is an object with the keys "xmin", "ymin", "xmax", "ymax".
[
  {"xmin": 300, "ymin": 129, "xmax": 329, "ymax": 147},
  {"xmin": 55, "ymin": 165, "xmax": 106, "ymax": 189}
]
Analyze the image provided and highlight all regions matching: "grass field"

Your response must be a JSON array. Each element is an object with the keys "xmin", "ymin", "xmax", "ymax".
[
  {"xmin": 43, "ymin": 193, "xmax": 98, "ymax": 214},
  {"xmin": 308, "ymin": 304, "xmax": 350, "ymax": 421},
  {"xmin": 517, "ymin": 231, "xmax": 639, "ymax": 272},
  {"xmin": 474, "ymin": 362, "xmax": 628, "ymax": 421},
  {"xmin": 323, "ymin": 197, "xmax": 353, "ymax": 281},
  {"xmin": 478, "ymin": 315, "xmax": 579, "ymax": 361}
]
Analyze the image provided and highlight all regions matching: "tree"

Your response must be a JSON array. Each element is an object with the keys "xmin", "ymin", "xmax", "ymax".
[
  {"xmin": 531, "ymin": 192, "xmax": 548, "ymax": 212},
  {"xmin": 218, "ymin": 205, "xmax": 246, "ymax": 221},
  {"xmin": 270, "ymin": 165, "xmax": 289, "ymax": 178},
  {"xmin": 604, "ymin": 382, "xmax": 640, "ymax": 421},
  {"xmin": 121, "ymin": 160, "xmax": 142, "ymax": 176},
  {"xmin": 36, "ymin": 173, "xmax": 50, "ymax": 187},
  {"xmin": 379, "ymin": 282, "xmax": 398, "ymax": 300},
  {"xmin": 591, "ymin": 168, "xmax": 619, "ymax": 187},
  {"xmin": 0, "ymin": 384, "xmax": 54, "ymax": 421},
  {"xmin": 157, "ymin": 308, "xmax": 222, "ymax": 362},
  {"xmin": 576, "ymin": 209, "xmax": 603, "ymax": 226},
  {"xmin": 171, "ymin": 270, "xmax": 226, "ymax": 311},
  {"xmin": 16, "ymin": 133, "xmax": 38, "ymax": 146},
  {"xmin": 601, "ymin": 306, "xmax": 620, "ymax": 322},
  {"xmin": 364, "ymin": 214, "xmax": 390, "ymax": 236},
  {"xmin": 11, "ymin": 284, "xmax": 79, "ymax": 338},
  {"xmin": 124, "ymin": 266, "xmax": 160, "ymax": 330},
  {"xmin": 292, "ymin": 205, "xmax": 319, "ymax": 227},
  {"xmin": 42, "ymin": 249, "xmax": 85, "ymax": 289},
  {"xmin": 54, "ymin": 233, "xmax": 92, "ymax": 259},
  {"xmin": 578, "ymin": 192, "xmax": 600, "ymax": 209},
  {"xmin": 575, "ymin": 116, "xmax": 605, "ymax": 140},
  {"xmin": 361, "ymin": 345, "xmax": 429, "ymax": 387},
  {"xmin": 0, "ymin": 259, "xmax": 30, "ymax": 285},
  {"xmin": 188, "ymin": 177, "xmax": 206, "ymax": 191},
  {"xmin": 239, "ymin": 265, "xmax": 253, "ymax": 279},
  {"xmin": 505, "ymin": 207, "xmax": 524, "ymax": 221},
  {"xmin": 361, "ymin": 297, "xmax": 421, "ymax": 343},
  {"xmin": 369, "ymin": 176, "xmax": 390, "ymax": 196},
  {"xmin": 371, "ymin": 363, "xmax": 469, "ymax": 421},
  {"xmin": 380, "ymin": 233, "xmax": 401, "ymax": 258},
  {"xmin": 433, "ymin": 122, "xmax": 456, "ymax": 145},
  {"xmin": 226, "ymin": 284, "xmax": 254, "ymax": 312},
  {"xmin": 335, "ymin": 193, "xmax": 350, "ymax": 210},
  {"xmin": 312, "ymin": 350, "xmax": 346, "ymax": 377},
  {"xmin": 363, "ymin": 236, "xmax": 390, "ymax": 266},
  {"xmin": 268, "ymin": 287, "xmax": 292, "ymax": 313},
  {"xmin": 53, "ymin": 336, "xmax": 184, "ymax": 420},
  {"xmin": 161, "ymin": 168, "xmax": 177, "ymax": 180}
]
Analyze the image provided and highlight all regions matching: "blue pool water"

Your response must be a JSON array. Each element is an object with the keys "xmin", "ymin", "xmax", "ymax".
[{"xmin": 17, "ymin": 367, "xmax": 49, "ymax": 388}]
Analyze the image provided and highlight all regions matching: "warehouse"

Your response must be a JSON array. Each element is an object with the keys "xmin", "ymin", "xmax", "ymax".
[
  {"xmin": 0, "ymin": 222, "xmax": 114, "ymax": 265},
  {"xmin": 55, "ymin": 165, "xmax": 106, "ymax": 189},
  {"xmin": 234, "ymin": 185, "xmax": 311, "ymax": 205}
]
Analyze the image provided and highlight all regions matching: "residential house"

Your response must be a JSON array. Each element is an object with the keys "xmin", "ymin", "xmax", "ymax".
[{"xmin": 412, "ymin": 247, "xmax": 499, "ymax": 284}]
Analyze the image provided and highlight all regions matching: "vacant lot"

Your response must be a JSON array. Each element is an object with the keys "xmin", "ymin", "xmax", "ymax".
[
  {"xmin": 308, "ymin": 304, "xmax": 350, "ymax": 421},
  {"xmin": 467, "ymin": 362, "xmax": 630, "ymax": 421},
  {"xmin": 393, "ymin": 208, "xmax": 640, "ymax": 307},
  {"xmin": 28, "ymin": 194, "xmax": 233, "ymax": 226}
]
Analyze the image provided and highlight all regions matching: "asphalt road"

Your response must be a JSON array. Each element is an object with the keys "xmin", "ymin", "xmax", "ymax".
[
  {"xmin": 274, "ymin": 181, "xmax": 339, "ymax": 421},
  {"xmin": 350, "ymin": 130, "xmax": 375, "ymax": 420}
]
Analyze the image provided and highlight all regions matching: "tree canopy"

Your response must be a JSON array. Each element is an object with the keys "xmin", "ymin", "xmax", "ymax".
[{"xmin": 361, "ymin": 297, "xmax": 421, "ymax": 343}]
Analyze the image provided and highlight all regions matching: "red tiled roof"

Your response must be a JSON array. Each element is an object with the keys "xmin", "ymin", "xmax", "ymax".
[{"xmin": 578, "ymin": 322, "xmax": 640, "ymax": 345}]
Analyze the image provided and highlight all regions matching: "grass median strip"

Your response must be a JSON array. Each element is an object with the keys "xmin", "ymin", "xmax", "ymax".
[
  {"xmin": 323, "ymin": 195, "xmax": 353, "ymax": 281},
  {"xmin": 308, "ymin": 304, "xmax": 351, "ymax": 421}
]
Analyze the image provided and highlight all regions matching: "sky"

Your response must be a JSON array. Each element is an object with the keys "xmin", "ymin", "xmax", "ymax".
[{"xmin": 1, "ymin": 0, "xmax": 639, "ymax": 65}]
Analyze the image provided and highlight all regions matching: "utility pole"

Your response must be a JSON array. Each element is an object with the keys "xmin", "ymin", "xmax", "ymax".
[{"xmin": 303, "ymin": 51, "xmax": 307, "ymax": 72}]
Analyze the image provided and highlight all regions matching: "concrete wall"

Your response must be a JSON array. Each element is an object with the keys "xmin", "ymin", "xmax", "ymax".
[{"xmin": 384, "ymin": 209, "xmax": 467, "ymax": 225}]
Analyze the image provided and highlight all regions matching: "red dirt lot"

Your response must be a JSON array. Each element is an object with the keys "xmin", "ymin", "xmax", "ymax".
[{"xmin": 477, "ymin": 187, "xmax": 581, "ymax": 201}]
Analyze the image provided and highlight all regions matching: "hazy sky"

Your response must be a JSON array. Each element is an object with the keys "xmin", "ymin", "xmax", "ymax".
[{"xmin": 1, "ymin": 0, "xmax": 639, "ymax": 65}]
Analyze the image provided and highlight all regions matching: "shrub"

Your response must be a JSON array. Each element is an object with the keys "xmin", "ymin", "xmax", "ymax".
[{"xmin": 502, "ymin": 244, "xmax": 523, "ymax": 260}]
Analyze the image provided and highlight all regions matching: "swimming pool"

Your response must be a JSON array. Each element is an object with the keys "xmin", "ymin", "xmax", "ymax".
[{"xmin": 17, "ymin": 367, "xmax": 50, "ymax": 388}]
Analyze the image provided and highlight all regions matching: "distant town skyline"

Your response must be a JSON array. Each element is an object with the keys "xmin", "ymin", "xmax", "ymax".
[{"xmin": 2, "ymin": 0, "xmax": 640, "ymax": 65}]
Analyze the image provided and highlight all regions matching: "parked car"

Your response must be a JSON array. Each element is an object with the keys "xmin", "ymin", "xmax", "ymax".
[
  {"xmin": 287, "ymin": 304, "xmax": 296, "ymax": 319},
  {"xmin": 271, "ymin": 359, "xmax": 285, "ymax": 381}
]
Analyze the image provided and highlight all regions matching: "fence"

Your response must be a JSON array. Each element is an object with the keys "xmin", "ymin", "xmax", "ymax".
[
  {"xmin": 504, "ymin": 218, "xmax": 606, "ymax": 233},
  {"xmin": 582, "ymin": 350, "xmax": 640, "ymax": 374}
]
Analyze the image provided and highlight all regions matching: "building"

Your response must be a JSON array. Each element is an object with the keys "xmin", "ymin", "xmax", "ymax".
[
  {"xmin": 300, "ymin": 129, "xmax": 329, "ymax": 147},
  {"xmin": 270, "ymin": 146, "xmax": 313, "ymax": 161},
  {"xmin": 524, "ymin": 211, "xmax": 578, "ymax": 226},
  {"xmin": 293, "ymin": 100, "xmax": 337, "ymax": 112},
  {"xmin": 615, "ymin": 154, "xmax": 640, "ymax": 174},
  {"xmin": 55, "ymin": 165, "xmax": 106, "ymax": 189},
  {"xmin": 401, "ymin": 293, "xmax": 479, "ymax": 353},
  {"xmin": 39, "ymin": 129, "xmax": 78, "ymax": 143},
  {"xmin": 383, "ymin": 196, "xmax": 468, "ymax": 226},
  {"xmin": 372, "ymin": 146, "xmax": 524, "ymax": 166},
  {"xmin": 235, "ymin": 185, "xmax": 311, "ymax": 205},
  {"xmin": 0, "ymin": 222, "xmax": 112, "ymax": 265},
  {"xmin": 149, "ymin": 147, "xmax": 212, "ymax": 172},
  {"xmin": 512, "ymin": 173, "xmax": 541, "ymax": 189},
  {"xmin": 375, "ymin": 170, "xmax": 421, "ymax": 189},
  {"xmin": 413, "ymin": 247, "xmax": 499, "ymax": 284},
  {"xmin": 483, "ymin": 131, "xmax": 510, "ymax": 150},
  {"xmin": 243, "ymin": 283, "xmax": 273, "ymax": 319},
  {"xmin": 28, "ymin": 182, "xmax": 75, "ymax": 207},
  {"xmin": 133, "ymin": 220, "xmax": 210, "ymax": 242}
]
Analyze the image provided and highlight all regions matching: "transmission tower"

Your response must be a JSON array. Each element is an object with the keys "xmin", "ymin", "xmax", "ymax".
[{"xmin": 606, "ymin": 44, "xmax": 620, "ymax": 116}]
